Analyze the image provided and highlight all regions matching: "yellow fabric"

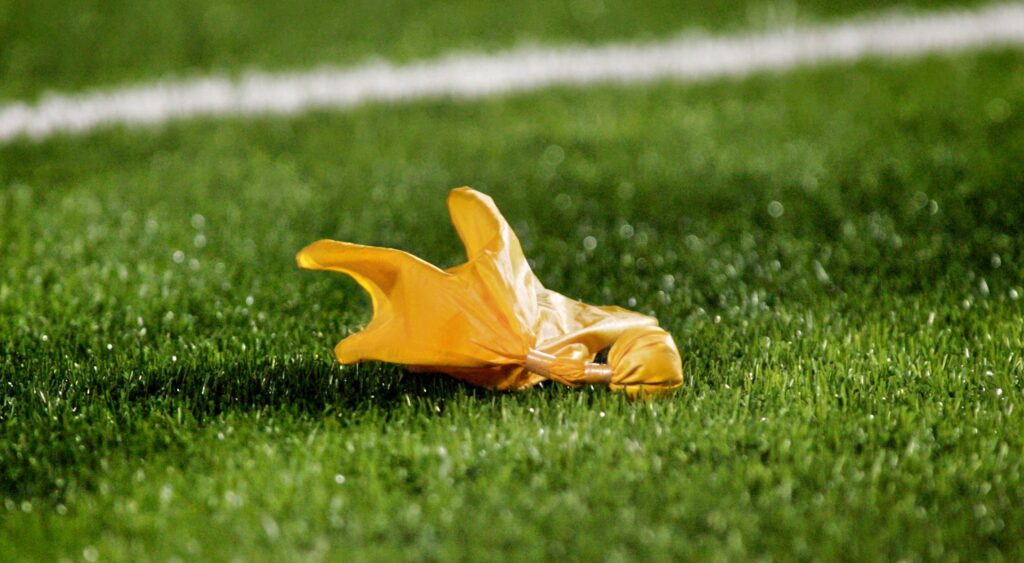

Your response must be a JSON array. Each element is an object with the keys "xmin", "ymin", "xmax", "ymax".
[
  {"xmin": 297, "ymin": 187, "xmax": 683, "ymax": 395},
  {"xmin": 607, "ymin": 326, "xmax": 684, "ymax": 398}
]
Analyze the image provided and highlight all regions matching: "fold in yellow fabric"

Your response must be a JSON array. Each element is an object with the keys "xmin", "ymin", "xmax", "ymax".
[{"xmin": 297, "ymin": 187, "xmax": 683, "ymax": 398}]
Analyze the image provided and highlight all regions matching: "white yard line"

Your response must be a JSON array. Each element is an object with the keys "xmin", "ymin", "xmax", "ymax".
[{"xmin": 3, "ymin": 3, "xmax": 1024, "ymax": 143}]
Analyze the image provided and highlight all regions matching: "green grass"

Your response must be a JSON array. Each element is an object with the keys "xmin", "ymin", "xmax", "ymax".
[
  {"xmin": 0, "ymin": 0, "xmax": 995, "ymax": 102},
  {"xmin": 3, "ymin": 9, "xmax": 1024, "ymax": 562}
]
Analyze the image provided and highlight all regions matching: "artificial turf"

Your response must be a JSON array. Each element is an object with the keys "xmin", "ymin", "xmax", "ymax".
[
  {"xmin": 2, "ymin": 7, "xmax": 1024, "ymax": 562},
  {"xmin": 0, "ymin": 0, "xmax": 995, "ymax": 102}
]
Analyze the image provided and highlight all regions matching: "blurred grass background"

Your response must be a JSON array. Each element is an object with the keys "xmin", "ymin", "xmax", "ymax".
[
  {"xmin": 1, "ymin": 1, "xmax": 1023, "ymax": 560},
  {"xmin": 0, "ymin": 0, "xmax": 994, "ymax": 100}
]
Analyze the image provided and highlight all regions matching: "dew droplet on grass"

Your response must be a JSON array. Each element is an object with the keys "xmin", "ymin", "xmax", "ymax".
[{"xmin": 542, "ymin": 144, "xmax": 565, "ymax": 166}]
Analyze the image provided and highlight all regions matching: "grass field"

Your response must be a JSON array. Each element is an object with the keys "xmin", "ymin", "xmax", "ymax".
[
  {"xmin": 2, "ymin": 1, "xmax": 1024, "ymax": 561},
  {"xmin": 0, "ymin": 0, "xmax": 994, "ymax": 102}
]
